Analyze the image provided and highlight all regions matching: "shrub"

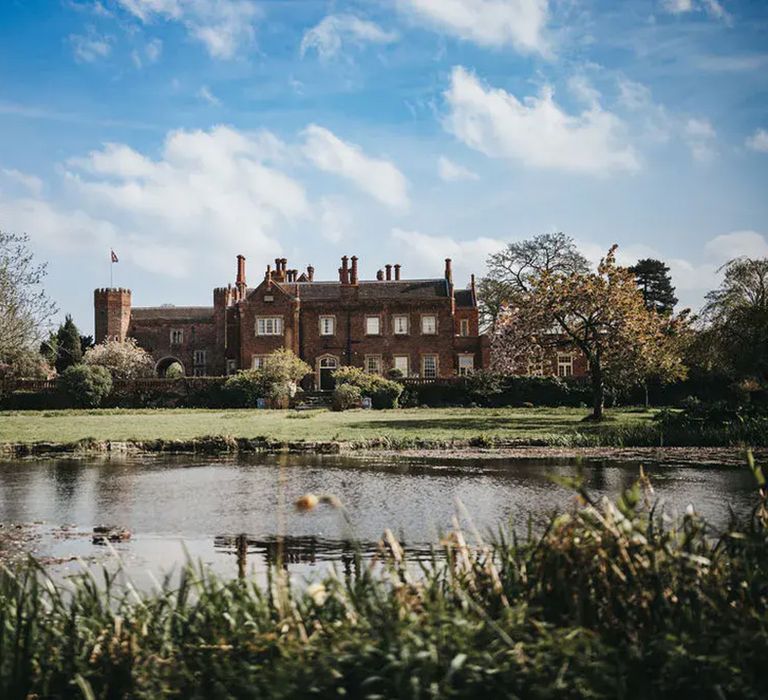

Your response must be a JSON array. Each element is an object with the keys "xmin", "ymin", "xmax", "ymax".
[
  {"xmin": 57, "ymin": 365, "xmax": 112, "ymax": 407},
  {"xmin": 223, "ymin": 350, "xmax": 312, "ymax": 407},
  {"xmin": 165, "ymin": 362, "xmax": 184, "ymax": 379},
  {"xmin": 332, "ymin": 384, "xmax": 362, "ymax": 411},
  {"xmin": 83, "ymin": 338, "xmax": 155, "ymax": 381},
  {"xmin": 332, "ymin": 366, "xmax": 402, "ymax": 409},
  {"xmin": 386, "ymin": 367, "xmax": 404, "ymax": 380}
]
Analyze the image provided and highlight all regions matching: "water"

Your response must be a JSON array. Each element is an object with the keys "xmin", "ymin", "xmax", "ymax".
[{"xmin": 0, "ymin": 452, "xmax": 757, "ymax": 586}]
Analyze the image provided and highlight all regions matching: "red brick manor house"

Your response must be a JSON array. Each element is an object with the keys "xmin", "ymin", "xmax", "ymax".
[{"xmin": 94, "ymin": 255, "xmax": 489, "ymax": 389}]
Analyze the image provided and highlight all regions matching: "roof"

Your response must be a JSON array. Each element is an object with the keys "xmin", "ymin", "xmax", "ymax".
[
  {"xmin": 275, "ymin": 279, "xmax": 452, "ymax": 302},
  {"xmin": 454, "ymin": 289, "xmax": 475, "ymax": 308},
  {"xmin": 131, "ymin": 306, "xmax": 214, "ymax": 322}
]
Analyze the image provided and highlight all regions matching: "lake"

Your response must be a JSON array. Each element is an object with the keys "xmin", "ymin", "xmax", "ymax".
[{"xmin": 0, "ymin": 452, "xmax": 757, "ymax": 586}]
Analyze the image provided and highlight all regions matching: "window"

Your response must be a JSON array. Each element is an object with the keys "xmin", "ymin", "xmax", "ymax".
[
  {"xmin": 193, "ymin": 349, "xmax": 207, "ymax": 366},
  {"xmin": 421, "ymin": 315, "xmax": 437, "ymax": 335},
  {"xmin": 251, "ymin": 355, "xmax": 268, "ymax": 369},
  {"xmin": 528, "ymin": 360, "xmax": 544, "ymax": 377},
  {"xmin": 319, "ymin": 315, "xmax": 336, "ymax": 336},
  {"xmin": 422, "ymin": 354, "xmax": 438, "ymax": 379},
  {"xmin": 459, "ymin": 319, "xmax": 470, "ymax": 337},
  {"xmin": 393, "ymin": 315, "xmax": 409, "ymax": 335},
  {"xmin": 226, "ymin": 359, "xmax": 238, "ymax": 375},
  {"xmin": 193, "ymin": 367, "xmax": 206, "ymax": 377},
  {"xmin": 393, "ymin": 355, "xmax": 410, "ymax": 376},
  {"xmin": 365, "ymin": 315, "xmax": 381, "ymax": 336},
  {"xmin": 557, "ymin": 353, "xmax": 574, "ymax": 377},
  {"xmin": 170, "ymin": 329, "xmax": 183, "ymax": 345},
  {"xmin": 256, "ymin": 316, "xmax": 283, "ymax": 336},
  {"xmin": 458, "ymin": 354, "xmax": 474, "ymax": 376},
  {"xmin": 365, "ymin": 355, "xmax": 382, "ymax": 374}
]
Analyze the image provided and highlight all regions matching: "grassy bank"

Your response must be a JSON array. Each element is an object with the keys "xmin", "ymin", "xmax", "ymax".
[
  {"xmin": 0, "ymin": 406, "xmax": 657, "ymax": 445},
  {"xmin": 2, "ymin": 470, "xmax": 767, "ymax": 698}
]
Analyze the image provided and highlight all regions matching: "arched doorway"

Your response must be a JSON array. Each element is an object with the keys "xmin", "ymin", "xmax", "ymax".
[
  {"xmin": 316, "ymin": 355, "xmax": 338, "ymax": 391},
  {"xmin": 156, "ymin": 356, "xmax": 185, "ymax": 378}
]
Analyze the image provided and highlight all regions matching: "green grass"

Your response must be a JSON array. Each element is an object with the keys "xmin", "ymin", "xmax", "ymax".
[
  {"xmin": 0, "ymin": 406, "xmax": 658, "ymax": 445},
  {"xmin": 2, "ymin": 469, "xmax": 767, "ymax": 698}
]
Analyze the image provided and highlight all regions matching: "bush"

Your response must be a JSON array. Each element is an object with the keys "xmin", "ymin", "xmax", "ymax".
[
  {"xmin": 332, "ymin": 384, "xmax": 362, "ymax": 411},
  {"xmin": 332, "ymin": 366, "xmax": 402, "ymax": 409},
  {"xmin": 223, "ymin": 350, "xmax": 312, "ymax": 408},
  {"xmin": 57, "ymin": 365, "xmax": 113, "ymax": 407},
  {"xmin": 83, "ymin": 338, "xmax": 154, "ymax": 381}
]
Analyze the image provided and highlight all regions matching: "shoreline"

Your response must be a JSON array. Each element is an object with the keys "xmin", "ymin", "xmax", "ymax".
[{"xmin": 0, "ymin": 435, "xmax": 762, "ymax": 465}]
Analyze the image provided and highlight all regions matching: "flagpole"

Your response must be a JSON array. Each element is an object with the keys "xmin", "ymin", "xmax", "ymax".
[{"xmin": 110, "ymin": 257, "xmax": 113, "ymax": 288}]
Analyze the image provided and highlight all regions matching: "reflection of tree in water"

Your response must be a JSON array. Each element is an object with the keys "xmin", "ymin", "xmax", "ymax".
[
  {"xmin": 0, "ymin": 464, "xmax": 37, "ymax": 523},
  {"xmin": 52, "ymin": 459, "xmax": 86, "ymax": 511}
]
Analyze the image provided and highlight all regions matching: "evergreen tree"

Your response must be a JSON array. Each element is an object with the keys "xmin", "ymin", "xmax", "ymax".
[
  {"xmin": 54, "ymin": 315, "xmax": 83, "ymax": 374},
  {"xmin": 629, "ymin": 259, "xmax": 678, "ymax": 315}
]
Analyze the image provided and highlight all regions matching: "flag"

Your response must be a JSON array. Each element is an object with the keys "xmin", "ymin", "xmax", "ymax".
[{"xmin": 111, "ymin": 250, "xmax": 119, "ymax": 263}]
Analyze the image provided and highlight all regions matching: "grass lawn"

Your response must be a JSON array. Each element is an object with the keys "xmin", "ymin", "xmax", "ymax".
[{"xmin": 0, "ymin": 406, "xmax": 658, "ymax": 445}]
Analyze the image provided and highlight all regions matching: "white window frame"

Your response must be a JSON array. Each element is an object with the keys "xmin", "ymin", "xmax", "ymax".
[
  {"xmin": 226, "ymin": 359, "xmax": 238, "ymax": 375},
  {"xmin": 458, "ymin": 354, "xmax": 474, "ymax": 376},
  {"xmin": 193, "ymin": 349, "xmax": 207, "ymax": 366},
  {"xmin": 557, "ymin": 353, "xmax": 574, "ymax": 378},
  {"xmin": 255, "ymin": 316, "xmax": 283, "ymax": 336},
  {"xmin": 393, "ymin": 355, "xmax": 410, "ymax": 376},
  {"xmin": 421, "ymin": 315, "xmax": 437, "ymax": 335},
  {"xmin": 393, "ymin": 314, "xmax": 409, "ymax": 335},
  {"xmin": 365, "ymin": 315, "xmax": 381, "ymax": 336},
  {"xmin": 251, "ymin": 355, "xmax": 268, "ymax": 370},
  {"xmin": 421, "ymin": 354, "xmax": 438, "ymax": 379},
  {"xmin": 365, "ymin": 354, "xmax": 383, "ymax": 374},
  {"xmin": 459, "ymin": 319, "xmax": 470, "ymax": 337},
  {"xmin": 170, "ymin": 329, "xmax": 183, "ymax": 345},
  {"xmin": 319, "ymin": 315, "xmax": 336, "ymax": 336}
]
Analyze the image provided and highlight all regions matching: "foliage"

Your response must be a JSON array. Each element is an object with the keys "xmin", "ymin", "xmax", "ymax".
[
  {"xmin": 84, "ymin": 338, "xmax": 155, "ymax": 381},
  {"xmin": 54, "ymin": 314, "xmax": 83, "ymax": 374},
  {"xmin": 164, "ymin": 362, "xmax": 184, "ymax": 379},
  {"xmin": 629, "ymin": 258, "xmax": 678, "ymax": 314},
  {"xmin": 479, "ymin": 232, "xmax": 590, "ymax": 327},
  {"xmin": 492, "ymin": 245, "xmax": 689, "ymax": 419},
  {"xmin": 0, "ymin": 231, "xmax": 57, "ymax": 364},
  {"xmin": 224, "ymin": 350, "xmax": 311, "ymax": 407},
  {"xmin": 0, "ymin": 348, "xmax": 52, "ymax": 382},
  {"xmin": 1, "ymin": 470, "xmax": 767, "ymax": 698},
  {"xmin": 332, "ymin": 383, "xmax": 362, "ymax": 411},
  {"xmin": 332, "ymin": 366, "xmax": 403, "ymax": 409},
  {"xmin": 702, "ymin": 257, "xmax": 768, "ymax": 384},
  {"xmin": 57, "ymin": 364, "xmax": 113, "ymax": 408}
]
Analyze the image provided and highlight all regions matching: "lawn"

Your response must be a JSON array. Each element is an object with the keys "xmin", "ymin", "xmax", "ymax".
[{"xmin": 0, "ymin": 406, "xmax": 658, "ymax": 445}]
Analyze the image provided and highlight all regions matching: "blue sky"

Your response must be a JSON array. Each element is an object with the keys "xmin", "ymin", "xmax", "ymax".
[{"xmin": 1, "ymin": 0, "xmax": 767, "ymax": 333}]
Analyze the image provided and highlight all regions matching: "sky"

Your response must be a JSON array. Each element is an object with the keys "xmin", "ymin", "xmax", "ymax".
[{"xmin": 1, "ymin": 0, "xmax": 767, "ymax": 334}]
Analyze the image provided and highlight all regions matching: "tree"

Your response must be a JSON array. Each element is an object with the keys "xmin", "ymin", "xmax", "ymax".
[
  {"xmin": 629, "ymin": 259, "xmax": 678, "ymax": 315},
  {"xmin": 703, "ymin": 257, "xmax": 768, "ymax": 384},
  {"xmin": 54, "ymin": 315, "xmax": 83, "ymax": 374},
  {"xmin": 0, "ymin": 231, "xmax": 57, "ymax": 363},
  {"xmin": 223, "ymin": 349, "xmax": 312, "ymax": 407},
  {"xmin": 83, "ymin": 338, "xmax": 155, "ymax": 381},
  {"xmin": 58, "ymin": 365, "xmax": 113, "ymax": 408},
  {"xmin": 492, "ymin": 246, "xmax": 688, "ymax": 420},
  {"xmin": 479, "ymin": 233, "xmax": 590, "ymax": 326}
]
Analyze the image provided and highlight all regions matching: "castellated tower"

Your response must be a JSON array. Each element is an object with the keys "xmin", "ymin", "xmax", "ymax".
[{"xmin": 94, "ymin": 288, "xmax": 131, "ymax": 343}]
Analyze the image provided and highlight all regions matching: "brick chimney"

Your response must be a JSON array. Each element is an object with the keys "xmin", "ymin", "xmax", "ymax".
[
  {"xmin": 350, "ymin": 256, "xmax": 359, "ymax": 285},
  {"xmin": 376, "ymin": 269, "xmax": 384, "ymax": 281},
  {"xmin": 394, "ymin": 264, "xmax": 401, "ymax": 281},
  {"xmin": 265, "ymin": 264, "xmax": 273, "ymax": 286},
  {"xmin": 444, "ymin": 258, "xmax": 453, "ymax": 286},
  {"xmin": 385, "ymin": 264, "xmax": 392, "ymax": 281},
  {"xmin": 340, "ymin": 256, "xmax": 350, "ymax": 285},
  {"xmin": 307, "ymin": 265, "xmax": 314, "ymax": 282},
  {"xmin": 236, "ymin": 255, "xmax": 247, "ymax": 299}
]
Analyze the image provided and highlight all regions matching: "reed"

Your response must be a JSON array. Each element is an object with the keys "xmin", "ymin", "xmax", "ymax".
[{"xmin": 1, "ymin": 458, "xmax": 767, "ymax": 698}]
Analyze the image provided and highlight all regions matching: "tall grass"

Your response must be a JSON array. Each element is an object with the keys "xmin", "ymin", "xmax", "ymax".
[{"xmin": 2, "ymin": 461, "xmax": 768, "ymax": 698}]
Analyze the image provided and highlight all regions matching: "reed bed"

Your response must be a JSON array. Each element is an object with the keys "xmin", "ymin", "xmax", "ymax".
[{"xmin": 2, "ymin": 459, "xmax": 767, "ymax": 699}]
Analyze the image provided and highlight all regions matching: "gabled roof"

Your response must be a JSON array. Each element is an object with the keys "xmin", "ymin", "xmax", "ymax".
[
  {"xmin": 454, "ymin": 289, "xmax": 476, "ymax": 308},
  {"xmin": 262, "ymin": 278, "xmax": 453, "ymax": 302}
]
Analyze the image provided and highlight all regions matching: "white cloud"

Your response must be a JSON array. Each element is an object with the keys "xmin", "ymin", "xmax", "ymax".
[
  {"xmin": 684, "ymin": 117, "xmax": 716, "ymax": 162},
  {"xmin": 117, "ymin": 0, "xmax": 260, "ymax": 59},
  {"xmin": 705, "ymin": 230, "xmax": 768, "ymax": 260},
  {"xmin": 1, "ymin": 168, "xmax": 44, "ymax": 196},
  {"xmin": 391, "ymin": 228, "xmax": 505, "ymax": 280},
  {"xmin": 301, "ymin": 125, "xmax": 409, "ymax": 210},
  {"xmin": 663, "ymin": 0, "xmax": 694, "ymax": 13},
  {"xmin": 444, "ymin": 66, "xmax": 639, "ymax": 174},
  {"xmin": 69, "ymin": 32, "xmax": 112, "ymax": 62},
  {"xmin": 132, "ymin": 37, "xmax": 163, "ymax": 67},
  {"xmin": 300, "ymin": 14, "xmax": 398, "ymax": 60},
  {"xmin": 318, "ymin": 197, "xmax": 353, "ymax": 243},
  {"xmin": 197, "ymin": 85, "xmax": 221, "ymax": 106},
  {"xmin": 397, "ymin": 0, "xmax": 550, "ymax": 54},
  {"xmin": 661, "ymin": 0, "xmax": 732, "ymax": 23},
  {"xmin": 746, "ymin": 128, "xmax": 768, "ymax": 153},
  {"xmin": 437, "ymin": 156, "xmax": 479, "ymax": 182}
]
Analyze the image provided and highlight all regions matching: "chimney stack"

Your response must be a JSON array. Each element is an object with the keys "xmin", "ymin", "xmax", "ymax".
[
  {"xmin": 444, "ymin": 258, "xmax": 453, "ymax": 286},
  {"xmin": 236, "ymin": 255, "xmax": 247, "ymax": 299},
  {"xmin": 340, "ymin": 256, "xmax": 350, "ymax": 284},
  {"xmin": 385, "ymin": 264, "xmax": 392, "ymax": 281},
  {"xmin": 350, "ymin": 256, "xmax": 359, "ymax": 285},
  {"xmin": 307, "ymin": 265, "xmax": 314, "ymax": 282},
  {"xmin": 376, "ymin": 269, "xmax": 384, "ymax": 281},
  {"xmin": 394, "ymin": 264, "xmax": 401, "ymax": 281}
]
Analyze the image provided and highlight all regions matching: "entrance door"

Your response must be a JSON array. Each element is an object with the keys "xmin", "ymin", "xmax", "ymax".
[{"xmin": 318, "ymin": 356, "xmax": 338, "ymax": 391}]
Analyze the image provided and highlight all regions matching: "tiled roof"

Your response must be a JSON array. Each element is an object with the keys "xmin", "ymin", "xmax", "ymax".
[
  {"xmin": 454, "ymin": 289, "xmax": 476, "ymax": 308},
  {"xmin": 131, "ymin": 306, "xmax": 214, "ymax": 321},
  {"xmin": 279, "ymin": 279, "xmax": 451, "ymax": 301}
]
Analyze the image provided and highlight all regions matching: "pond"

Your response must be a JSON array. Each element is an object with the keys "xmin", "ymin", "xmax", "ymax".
[{"xmin": 0, "ymin": 452, "xmax": 758, "ymax": 586}]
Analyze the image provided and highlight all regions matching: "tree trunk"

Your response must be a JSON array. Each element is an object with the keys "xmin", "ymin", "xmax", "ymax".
[
  {"xmin": 590, "ymin": 357, "xmax": 605, "ymax": 420},
  {"xmin": 644, "ymin": 381, "xmax": 650, "ymax": 409}
]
